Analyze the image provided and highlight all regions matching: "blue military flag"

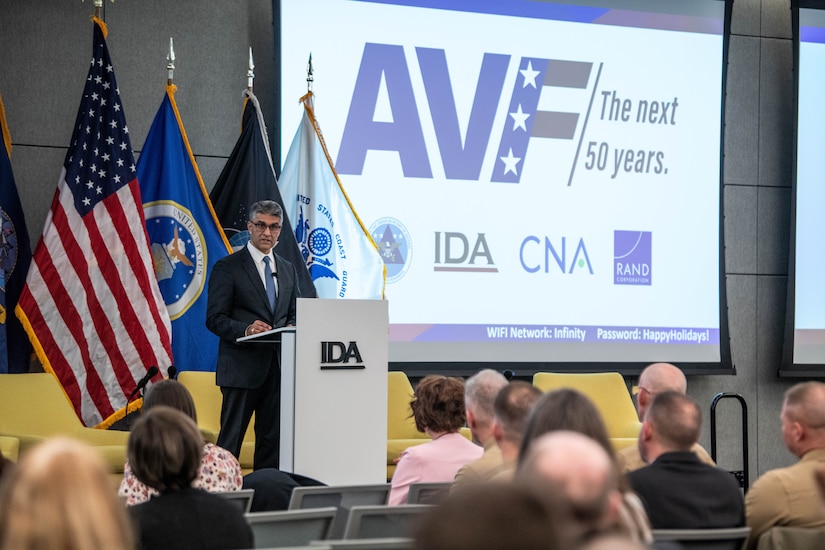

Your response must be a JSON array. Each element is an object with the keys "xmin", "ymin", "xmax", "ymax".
[
  {"xmin": 0, "ymin": 94, "xmax": 33, "ymax": 373},
  {"xmin": 279, "ymin": 91, "xmax": 385, "ymax": 299},
  {"xmin": 137, "ymin": 85, "xmax": 231, "ymax": 372}
]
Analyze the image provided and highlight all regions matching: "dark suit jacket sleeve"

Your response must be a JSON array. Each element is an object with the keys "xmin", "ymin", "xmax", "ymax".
[{"xmin": 205, "ymin": 256, "xmax": 248, "ymax": 342}]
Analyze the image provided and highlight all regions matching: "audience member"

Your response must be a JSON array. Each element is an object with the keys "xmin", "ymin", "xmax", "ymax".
[
  {"xmin": 745, "ymin": 381, "xmax": 825, "ymax": 548},
  {"xmin": 518, "ymin": 388, "xmax": 652, "ymax": 544},
  {"xmin": 618, "ymin": 362, "xmax": 714, "ymax": 473},
  {"xmin": 128, "ymin": 406, "xmax": 253, "ymax": 550},
  {"xmin": 453, "ymin": 369, "xmax": 508, "ymax": 487},
  {"xmin": 627, "ymin": 391, "xmax": 744, "ymax": 529},
  {"xmin": 414, "ymin": 481, "xmax": 569, "ymax": 550},
  {"xmin": 389, "ymin": 375, "xmax": 482, "ymax": 505},
  {"xmin": 517, "ymin": 430, "xmax": 623, "ymax": 544},
  {"xmin": 0, "ymin": 449, "xmax": 13, "ymax": 484},
  {"xmin": 489, "ymin": 381, "xmax": 542, "ymax": 481},
  {"xmin": 0, "ymin": 437, "xmax": 134, "ymax": 550},
  {"xmin": 119, "ymin": 380, "xmax": 243, "ymax": 505}
]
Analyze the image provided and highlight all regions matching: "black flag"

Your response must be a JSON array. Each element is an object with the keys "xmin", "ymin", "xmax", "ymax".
[{"xmin": 210, "ymin": 90, "xmax": 317, "ymax": 298}]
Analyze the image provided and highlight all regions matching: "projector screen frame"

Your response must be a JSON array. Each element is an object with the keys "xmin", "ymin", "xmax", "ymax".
[
  {"xmin": 272, "ymin": 0, "xmax": 735, "ymax": 377},
  {"xmin": 780, "ymin": 0, "xmax": 825, "ymax": 378}
]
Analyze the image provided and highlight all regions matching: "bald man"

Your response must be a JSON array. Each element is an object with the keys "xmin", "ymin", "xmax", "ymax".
[
  {"xmin": 617, "ymin": 363, "xmax": 715, "ymax": 472},
  {"xmin": 454, "ymin": 369, "xmax": 509, "ymax": 487},
  {"xmin": 745, "ymin": 382, "xmax": 825, "ymax": 548},
  {"xmin": 517, "ymin": 431, "xmax": 623, "ymax": 541},
  {"xmin": 627, "ymin": 392, "xmax": 744, "ymax": 529}
]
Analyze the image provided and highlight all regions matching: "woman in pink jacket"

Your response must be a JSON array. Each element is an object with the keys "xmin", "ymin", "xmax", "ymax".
[{"xmin": 389, "ymin": 375, "xmax": 482, "ymax": 505}]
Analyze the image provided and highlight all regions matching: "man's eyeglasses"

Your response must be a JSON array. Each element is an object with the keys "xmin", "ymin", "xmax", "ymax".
[{"xmin": 250, "ymin": 221, "xmax": 282, "ymax": 232}]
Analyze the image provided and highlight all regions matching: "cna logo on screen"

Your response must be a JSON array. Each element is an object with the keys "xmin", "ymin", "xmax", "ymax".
[
  {"xmin": 614, "ymin": 230, "xmax": 652, "ymax": 286},
  {"xmin": 335, "ymin": 44, "xmax": 594, "ymax": 184}
]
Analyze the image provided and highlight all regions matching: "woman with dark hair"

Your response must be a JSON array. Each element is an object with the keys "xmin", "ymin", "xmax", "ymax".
[
  {"xmin": 128, "ymin": 406, "xmax": 253, "ymax": 550},
  {"xmin": 118, "ymin": 380, "xmax": 243, "ymax": 505},
  {"xmin": 518, "ymin": 388, "xmax": 652, "ymax": 545},
  {"xmin": 388, "ymin": 375, "xmax": 482, "ymax": 505}
]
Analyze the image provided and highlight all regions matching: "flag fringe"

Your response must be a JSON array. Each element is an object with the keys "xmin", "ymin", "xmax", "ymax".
[
  {"xmin": 91, "ymin": 16, "xmax": 108, "ymax": 38},
  {"xmin": 0, "ymin": 94, "xmax": 11, "ymax": 158}
]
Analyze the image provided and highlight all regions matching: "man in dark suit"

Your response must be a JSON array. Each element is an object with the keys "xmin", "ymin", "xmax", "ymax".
[
  {"xmin": 206, "ymin": 200, "xmax": 299, "ymax": 470},
  {"xmin": 627, "ymin": 391, "xmax": 744, "ymax": 529}
]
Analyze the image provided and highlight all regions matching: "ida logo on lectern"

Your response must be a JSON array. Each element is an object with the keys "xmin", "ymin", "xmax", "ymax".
[{"xmin": 320, "ymin": 341, "xmax": 365, "ymax": 370}]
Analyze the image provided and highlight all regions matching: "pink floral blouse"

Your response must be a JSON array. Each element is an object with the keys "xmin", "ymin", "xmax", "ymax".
[{"xmin": 118, "ymin": 442, "xmax": 243, "ymax": 505}]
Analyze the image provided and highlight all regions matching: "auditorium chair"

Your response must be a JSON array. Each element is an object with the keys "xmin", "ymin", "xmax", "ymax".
[
  {"xmin": 0, "ymin": 373, "xmax": 129, "ymax": 475},
  {"xmin": 532, "ymin": 372, "xmax": 642, "ymax": 449},
  {"xmin": 755, "ymin": 525, "xmax": 825, "ymax": 549},
  {"xmin": 177, "ymin": 370, "xmax": 255, "ymax": 472},
  {"xmin": 651, "ymin": 526, "xmax": 751, "ymax": 549}
]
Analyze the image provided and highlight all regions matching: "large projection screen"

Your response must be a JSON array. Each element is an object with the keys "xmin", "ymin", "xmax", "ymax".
[
  {"xmin": 783, "ymin": 1, "xmax": 825, "ymax": 377},
  {"xmin": 277, "ymin": 0, "xmax": 732, "ymax": 375}
]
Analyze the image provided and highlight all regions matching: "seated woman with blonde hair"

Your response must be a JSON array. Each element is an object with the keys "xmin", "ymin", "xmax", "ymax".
[
  {"xmin": 0, "ymin": 437, "xmax": 134, "ymax": 550},
  {"xmin": 389, "ymin": 375, "xmax": 482, "ymax": 505}
]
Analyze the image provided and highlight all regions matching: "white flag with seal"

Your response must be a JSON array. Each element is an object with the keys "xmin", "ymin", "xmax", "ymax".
[{"xmin": 279, "ymin": 92, "xmax": 385, "ymax": 300}]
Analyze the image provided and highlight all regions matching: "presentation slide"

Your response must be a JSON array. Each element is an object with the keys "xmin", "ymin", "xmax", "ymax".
[
  {"xmin": 279, "ymin": 0, "xmax": 729, "ymax": 372},
  {"xmin": 788, "ymin": 5, "xmax": 825, "ymax": 371}
]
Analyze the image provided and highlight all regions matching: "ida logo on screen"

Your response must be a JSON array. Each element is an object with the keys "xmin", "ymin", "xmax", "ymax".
[{"xmin": 614, "ymin": 230, "xmax": 651, "ymax": 286}]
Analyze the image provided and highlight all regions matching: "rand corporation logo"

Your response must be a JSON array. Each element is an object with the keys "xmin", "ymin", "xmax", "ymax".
[
  {"xmin": 614, "ymin": 230, "xmax": 652, "ymax": 286},
  {"xmin": 369, "ymin": 217, "xmax": 412, "ymax": 284},
  {"xmin": 144, "ymin": 201, "xmax": 207, "ymax": 319},
  {"xmin": 0, "ymin": 208, "xmax": 19, "ymax": 294}
]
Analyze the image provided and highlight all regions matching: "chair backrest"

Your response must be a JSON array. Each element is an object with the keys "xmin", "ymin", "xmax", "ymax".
[
  {"xmin": 0, "ymin": 374, "xmax": 83, "ymax": 435},
  {"xmin": 531, "ymin": 372, "xmax": 641, "ymax": 438},
  {"xmin": 245, "ymin": 507, "xmax": 337, "ymax": 548},
  {"xmin": 651, "ymin": 526, "xmax": 751, "ymax": 550},
  {"xmin": 217, "ymin": 488, "xmax": 255, "ymax": 514},
  {"xmin": 405, "ymin": 482, "xmax": 451, "ymax": 505},
  {"xmin": 289, "ymin": 484, "xmax": 391, "ymax": 540},
  {"xmin": 343, "ymin": 505, "xmax": 432, "ymax": 540},
  {"xmin": 177, "ymin": 371, "xmax": 255, "ymax": 442},
  {"xmin": 755, "ymin": 525, "xmax": 825, "ymax": 549},
  {"xmin": 314, "ymin": 538, "xmax": 414, "ymax": 549},
  {"xmin": 387, "ymin": 372, "xmax": 424, "ymax": 440}
]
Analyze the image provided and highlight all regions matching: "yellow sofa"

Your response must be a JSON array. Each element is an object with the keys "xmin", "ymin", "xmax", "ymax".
[
  {"xmin": 387, "ymin": 372, "xmax": 431, "ymax": 480},
  {"xmin": 0, "ymin": 373, "xmax": 129, "ymax": 474},
  {"xmin": 177, "ymin": 370, "xmax": 255, "ymax": 473},
  {"xmin": 0, "ymin": 435, "xmax": 20, "ymax": 463},
  {"xmin": 532, "ymin": 372, "xmax": 642, "ymax": 451}
]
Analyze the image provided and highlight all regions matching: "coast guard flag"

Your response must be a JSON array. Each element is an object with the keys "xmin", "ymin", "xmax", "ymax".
[
  {"xmin": 210, "ymin": 90, "xmax": 316, "ymax": 297},
  {"xmin": 0, "ymin": 95, "xmax": 33, "ymax": 374},
  {"xmin": 137, "ymin": 85, "xmax": 231, "ymax": 372},
  {"xmin": 15, "ymin": 19, "xmax": 172, "ymax": 427},
  {"xmin": 279, "ymin": 92, "xmax": 385, "ymax": 299}
]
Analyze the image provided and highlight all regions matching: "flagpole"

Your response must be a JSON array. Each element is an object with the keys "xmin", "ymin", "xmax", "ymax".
[
  {"xmin": 306, "ymin": 53, "xmax": 313, "ymax": 93},
  {"xmin": 167, "ymin": 38, "xmax": 175, "ymax": 86},
  {"xmin": 84, "ymin": 0, "xmax": 115, "ymax": 20},
  {"xmin": 247, "ymin": 48, "xmax": 255, "ymax": 92}
]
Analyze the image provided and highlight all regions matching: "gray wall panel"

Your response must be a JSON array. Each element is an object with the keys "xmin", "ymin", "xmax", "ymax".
[
  {"xmin": 757, "ymin": 186, "xmax": 791, "ymax": 275},
  {"xmin": 724, "ymin": 36, "xmax": 760, "ymax": 186},
  {"xmin": 758, "ymin": 38, "xmax": 793, "ymax": 188},
  {"xmin": 724, "ymin": 184, "xmax": 758, "ymax": 274}
]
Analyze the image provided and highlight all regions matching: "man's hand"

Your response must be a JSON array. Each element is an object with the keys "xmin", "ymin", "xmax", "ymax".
[{"xmin": 245, "ymin": 320, "xmax": 273, "ymax": 336}]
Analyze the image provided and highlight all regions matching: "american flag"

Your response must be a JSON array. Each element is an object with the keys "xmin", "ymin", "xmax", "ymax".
[{"xmin": 16, "ymin": 19, "xmax": 171, "ymax": 427}]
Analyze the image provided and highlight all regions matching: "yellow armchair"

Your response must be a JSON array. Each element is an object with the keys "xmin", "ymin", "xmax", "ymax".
[
  {"xmin": 387, "ymin": 371, "xmax": 430, "ymax": 479},
  {"xmin": 176, "ymin": 371, "xmax": 255, "ymax": 473},
  {"xmin": 0, "ymin": 373, "xmax": 129, "ymax": 474},
  {"xmin": 177, "ymin": 370, "xmax": 255, "ymax": 474},
  {"xmin": 532, "ymin": 372, "xmax": 642, "ymax": 447},
  {"xmin": 0, "ymin": 435, "xmax": 20, "ymax": 463}
]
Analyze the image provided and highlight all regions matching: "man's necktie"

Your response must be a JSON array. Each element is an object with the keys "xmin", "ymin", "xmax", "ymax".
[{"xmin": 263, "ymin": 256, "xmax": 276, "ymax": 311}]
